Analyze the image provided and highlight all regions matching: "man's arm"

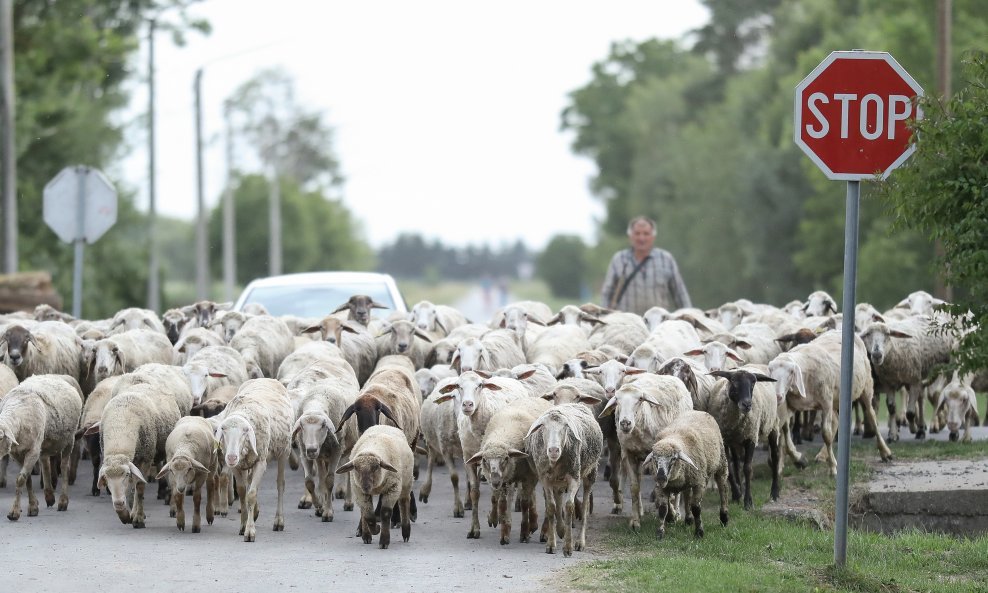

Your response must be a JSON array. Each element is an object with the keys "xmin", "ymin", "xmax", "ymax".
[
  {"xmin": 668, "ymin": 255, "xmax": 692, "ymax": 309},
  {"xmin": 600, "ymin": 252, "xmax": 622, "ymax": 307}
]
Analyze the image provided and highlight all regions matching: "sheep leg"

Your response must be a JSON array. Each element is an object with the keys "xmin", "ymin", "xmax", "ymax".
[
  {"xmin": 0, "ymin": 454, "xmax": 7, "ymax": 488},
  {"xmin": 321, "ymin": 454, "xmax": 340, "ymax": 522},
  {"xmin": 467, "ymin": 463, "xmax": 481, "ymax": 539},
  {"xmin": 444, "ymin": 451, "xmax": 463, "ymax": 518},
  {"xmin": 519, "ymin": 481, "xmax": 535, "ymax": 543},
  {"xmin": 206, "ymin": 473, "xmax": 216, "ymax": 526},
  {"xmin": 779, "ymin": 417, "xmax": 808, "ymax": 469},
  {"xmin": 625, "ymin": 455, "xmax": 643, "ymax": 532},
  {"xmin": 607, "ymin": 437, "xmax": 622, "ymax": 515},
  {"xmin": 132, "ymin": 479, "xmax": 146, "ymax": 528},
  {"xmin": 768, "ymin": 429, "xmax": 781, "ymax": 502},
  {"xmin": 575, "ymin": 473, "xmax": 593, "ymax": 552},
  {"xmin": 418, "ymin": 450, "xmax": 435, "ymax": 503},
  {"xmin": 298, "ymin": 455, "xmax": 315, "ymax": 510},
  {"xmin": 378, "ymin": 497, "xmax": 393, "ymax": 549},
  {"xmin": 862, "ymin": 393, "xmax": 894, "ymax": 461},
  {"xmin": 539, "ymin": 488, "xmax": 551, "ymax": 543},
  {"xmin": 562, "ymin": 477, "xmax": 578, "ymax": 557},
  {"xmin": 791, "ymin": 412, "xmax": 803, "ymax": 445},
  {"xmin": 488, "ymin": 487, "xmax": 500, "ymax": 528},
  {"xmin": 882, "ymin": 389, "xmax": 898, "ymax": 441},
  {"xmin": 690, "ymin": 489, "xmax": 704, "ymax": 538},
  {"xmin": 907, "ymin": 384, "xmax": 926, "ymax": 439},
  {"xmin": 499, "ymin": 485, "xmax": 512, "ymax": 545},
  {"xmin": 819, "ymin": 408, "xmax": 837, "ymax": 478},
  {"xmin": 543, "ymin": 486, "xmax": 557, "ymax": 554},
  {"xmin": 41, "ymin": 454, "xmax": 56, "ymax": 508},
  {"xmin": 192, "ymin": 480, "xmax": 203, "ymax": 533},
  {"xmin": 171, "ymin": 482, "xmax": 186, "ymax": 531},
  {"xmin": 236, "ymin": 470, "xmax": 248, "ymax": 535},
  {"xmin": 243, "ymin": 462, "xmax": 265, "ymax": 541},
  {"xmin": 356, "ymin": 492, "xmax": 377, "ymax": 541},
  {"xmin": 216, "ymin": 471, "xmax": 229, "ymax": 517},
  {"xmin": 8, "ymin": 457, "xmax": 37, "ymax": 521},
  {"xmin": 342, "ymin": 473, "xmax": 354, "ymax": 511},
  {"xmin": 655, "ymin": 489, "xmax": 668, "ymax": 540},
  {"xmin": 851, "ymin": 400, "xmax": 863, "ymax": 435},
  {"xmin": 273, "ymin": 455, "xmax": 286, "ymax": 532},
  {"xmin": 726, "ymin": 444, "xmax": 742, "ymax": 503},
  {"xmin": 715, "ymin": 462, "xmax": 730, "ymax": 528},
  {"xmin": 68, "ymin": 439, "xmax": 80, "ymax": 486},
  {"xmin": 742, "ymin": 440, "xmax": 755, "ymax": 510}
]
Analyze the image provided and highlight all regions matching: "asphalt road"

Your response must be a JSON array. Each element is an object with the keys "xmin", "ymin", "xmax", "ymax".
[{"xmin": 0, "ymin": 454, "xmax": 614, "ymax": 593}]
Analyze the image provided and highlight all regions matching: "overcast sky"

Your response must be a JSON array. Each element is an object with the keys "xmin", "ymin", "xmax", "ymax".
[{"xmin": 118, "ymin": 0, "xmax": 709, "ymax": 250}]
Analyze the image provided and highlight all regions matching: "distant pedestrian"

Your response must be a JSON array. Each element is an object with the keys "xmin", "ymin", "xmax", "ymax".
[
  {"xmin": 497, "ymin": 276, "xmax": 509, "ymax": 307},
  {"xmin": 600, "ymin": 216, "xmax": 691, "ymax": 315},
  {"xmin": 481, "ymin": 274, "xmax": 493, "ymax": 311}
]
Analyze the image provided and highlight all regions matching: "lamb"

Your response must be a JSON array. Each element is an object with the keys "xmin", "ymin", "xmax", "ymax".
[
  {"xmin": 229, "ymin": 315, "xmax": 295, "ymax": 379},
  {"xmin": 934, "ymin": 372, "xmax": 980, "ymax": 443},
  {"xmin": 86, "ymin": 382, "xmax": 183, "ymax": 527},
  {"xmin": 108, "ymin": 307, "xmax": 167, "ymax": 335},
  {"xmin": 434, "ymin": 371, "xmax": 530, "ymax": 538},
  {"xmin": 524, "ymin": 403, "xmax": 603, "ymax": 556},
  {"xmin": 0, "ymin": 375, "xmax": 83, "ymax": 520},
  {"xmin": 301, "ymin": 316, "xmax": 378, "ymax": 385},
  {"xmin": 335, "ymin": 424, "xmax": 415, "ymax": 549},
  {"xmin": 598, "ymin": 374, "xmax": 693, "ymax": 530},
  {"xmin": 768, "ymin": 331, "xmax": 892, "ymax": 477},
  {"xmin": 643, "ymin": 410, "xmax": 730, "ymax": 539},
  {"xmin": 182, "ymin": 345, "xmax": 249, "ymax": 407},
  {"xmin": 173, "ymin": 327, "xmax": 225, "ymax": 364},
  {"xmin": 451, "ymin": 329, "xmax": 527, "ymax": 373},
  {"xmin": 0, "ymin": 321, "xmax": 81, "ymax": 382},
  {"xmin": 524, "ymin": 324, "xmax": 592, "ymax": 377},
  {"xmin": 706, "ymin": 365, "xmax": 782, "ymax": 510},
  {"xmin": 90, "ymin": 329, "xmax": 174, "ymax": 384},
  {"xmin": 375, "ymin": 319, "xmax": 434, "ymax": 369},
  {"xmin": 466, "ymin": 397, "xmax": 551, "ymax": 545},
  {"xmin": 155, "ymin": 416, "xmax": 219, "ymax": 533},
  {"xmin": 75, "ymin": 375, "xmax": 124, "ymax": 496},
  {"xmin": 859, "ymin": 314, "xmax": 955, "ymax": 439},
  {"xmin": 418, "ymin": 376, "xmax": 466, "ymax": 517},
  {"xmin": 409, "ymin": 300, "xmax": 469, "ymax": 337},
  {"xmin": 214, "ymin": 378, "xmax": 294, "ymax": 541}
]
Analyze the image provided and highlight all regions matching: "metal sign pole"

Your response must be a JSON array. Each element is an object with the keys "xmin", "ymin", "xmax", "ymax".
[
  {"xmin": 834, "ymin": 179, "xmax": 861, "ymax": 567},
  {"xmin": 72, "ymin": 166, "xmax": 87, "ymax": 319}
]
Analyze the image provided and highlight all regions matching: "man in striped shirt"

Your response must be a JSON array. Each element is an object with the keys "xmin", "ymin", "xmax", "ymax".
[{"xmin": 599, "ymin": 216, "xmax": 692, "ymax": 316}]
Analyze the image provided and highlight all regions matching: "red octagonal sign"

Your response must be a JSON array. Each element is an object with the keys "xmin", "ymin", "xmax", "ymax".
[{"xmin": 795, "ymin": 51, "xmax": 923, "ymax": 180}]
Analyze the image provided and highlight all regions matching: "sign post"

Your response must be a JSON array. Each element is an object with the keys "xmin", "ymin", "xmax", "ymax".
[
  {"xmin": 43, "ymin": 165, "xmax": 117, "ymax": 318},
  {"xmin": 794, "ymin": 50, "xmax": 922, "ymax": 567}
]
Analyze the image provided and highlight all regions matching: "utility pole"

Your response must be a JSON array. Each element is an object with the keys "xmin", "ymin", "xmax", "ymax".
[
  {"xmin": 222, "ymin": 102, "xmax": 236, "ymax": 302},
  {"xmin": 1, "ymin": 0, "xmax": 16, "ymax": 274},
  {"xmin": 193, "ymin": 68, "xmax": 209, "ymax": 301},
  {"xmin": 146, "ymin": 17, "xmax": 160, "ymax": 312},
  {"xmin": 934, "ymin": 0, "xmax": 953, "ymax": 301},
  {"xmin": 268, "ymin": 163, "xmax": 282, "ymax": 276}
]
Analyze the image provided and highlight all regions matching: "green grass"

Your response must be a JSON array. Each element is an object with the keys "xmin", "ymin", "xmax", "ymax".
[{"xmin": 564, "ymin": 440, "xmax": 988, "ymax": 593}]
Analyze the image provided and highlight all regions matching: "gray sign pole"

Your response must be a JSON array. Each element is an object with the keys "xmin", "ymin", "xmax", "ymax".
[
  {"xmin": 834, "ymin": 179, "xmax": 860, "ymax": 567},
  {"xmin": 72, "ymin": 166, "xmax": 88, "ymax": 319}
]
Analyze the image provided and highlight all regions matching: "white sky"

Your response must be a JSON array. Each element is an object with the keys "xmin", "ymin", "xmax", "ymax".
[{"xmin": 118, "ymin": 0, "xmax": 709, "ymax": 250}]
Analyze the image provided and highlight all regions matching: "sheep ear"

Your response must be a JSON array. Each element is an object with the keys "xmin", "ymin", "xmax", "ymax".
[
  {"xmin": 379, "ymin": 461, "xmax": 398, "ymax": 473},
  {"xmin": 213, "ymin": 423, "xmax": 225, "ymax": 443},
  {"xmin": 302, "ymin": 325, "xmax": 322, "ymax": 335},
  {"xmin": 475, "ymin": 370, "xmax": 492, "ymax": 379},
  {"xmin": 155, "ymin": 463, "xmax": 171, "ymax": 481},
  {"xmin": 640, "ymin": 393, "xmax": 663, "ymax": 407},
  {"xmin": 524, "ymin": 421, "xmax": 544, "ymax": 439},
  {"xmin": 515, "ymin": 368, "xmax": 537, "ymax": 381},
  {"xmin": 433, "ymin": 318, "xmax": 447, "ymax": 334},
  {"xmin": 481, "ymin": 382, "xmax": 502, "ymax": 391},
  {"xmin": 792, "ymin": 364, "xmax": 808, "ymax": 399},
  {"xmin": 733, "ymin": 340, "xmax": 753, "ymax": 351},
  {"xmin": 292, "ymin": 417, "xmax": 304, "ymax": 438},
  {"xmin": 0, "ymin": 428, "xmax": 18, "ymax": 447},
  {"xmin": 377, "ymin": 402, "xmax": 402, "ymax": 430},
  {"xmin": 414, "ymin": 329, "xmax": 433, "ymax": 343},
  {"xmin": 370, "ymin": 300, "xmax": 389, "ymax": 310},
  {"xmin": 432, "ymin": 393, "xmax": 455, "ymax": 404},
  {"xmin": 641, "ymin": 452, "xmax": 654, "ymax": 470},
  {"xmin": 208, "ymin": 371, "xmax": 228, "ymax": 378},
  {"xmin": 191, "ymin": 459, "xmax": 209, "ymax": 473},
  {"xmin": 546, "ymin": 313, "xmax": 562, "ymax": 325},
  {"xmin": 335, "ymin": 461, "xmax": 354, "ymax": 474},
  {"xmin": 466, "ymin": 452, "xmax": 484, "ymax": 466},
  {"xmin": 598, "ymin": 397, "xmax": 618, "ymax": 418},
  {"xmin": 540, "ymin": 392, "xmax": 556, "ymax": 401},
  {"xmin": 675, "ymin": 451, "xmax": 699, "ymax": 471},
  {"xmin": 507, "ymin": 448, "xmax": 528, "ymax": 459},
  {"xmin": 708, "ymin": 370, "xmax": 732, "ymax": 379},
  {"xmin": 626, "ymin": 367, "xmax": 646, "ymax": 376},
  {"xmin": 582, "ymin": 366, "xmax": 601, "ymax": 376},
  {"xmin": 683, "ymin": 348, "xmax": 704, "ymax": 357},
  {"xmin": 129, "ymin": 462, "xmax": 147, "ymax": 484},
  {"xmin": 726, "ymin": 349, "xmax": 745, "ymax": 363},
  {"xmin": 889, "ymin": 330, "xmax": 914, "ymax": 339},
  {"xmin": 246, "ymin": 424, "xmax": 258, "ymax": 455},
  {"xmin": 754, "ymin": 373, "xmax": 776, "ymax": 383},
  {"xmin": 935, "ymin": 392, "xmax": 948, "ymax": 416},
  {"xmin": 527, "ymin": 317, "xmax": 547, "ymax": 327},
  {"xmin": 579, "ymin": 395, "xmax": 602, "ymax": 405},
  {"xmin": 97, "ymin": 466, "xmax": 107, "ymax": 489}
]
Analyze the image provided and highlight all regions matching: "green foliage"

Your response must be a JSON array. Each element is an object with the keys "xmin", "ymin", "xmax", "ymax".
[
  {"xmin": 535, "ymin": 235, "xmax": 588, "ymax": 300},
  {"xmin": 878, "ymin": 53, "xmax": 988, "ymax": 373}
]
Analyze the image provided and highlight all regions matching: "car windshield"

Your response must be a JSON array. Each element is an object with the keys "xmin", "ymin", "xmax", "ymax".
[{"xmin": 241, "ymin": 282, "xmax": 399, "ymax": 319}]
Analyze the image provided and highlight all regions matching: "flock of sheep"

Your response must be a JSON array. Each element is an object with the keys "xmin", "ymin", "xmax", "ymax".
[{"xmin": 0, "ymin": 288, "xmax": 982, "ymax": 554}]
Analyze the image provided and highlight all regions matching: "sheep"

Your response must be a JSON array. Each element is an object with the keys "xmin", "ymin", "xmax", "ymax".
[
  {"xmin": 90, "ymin": 329, "xmax": 173, "ymax": 384},
  {"xmin": 703, "ymin": 322, "xmax": 784, "ymax": 367},
  {"xmin": 934, "ymin": 372, "xmax": 980, "ymax": 443},
  {"xmin": 182, "ymin": 300, "xmax": 231, "ymax": 330},
  {"xmin": 331, "ymin": 294, "xmax": 390, "ymax": 328},
  {"xmin": 859, "ymin": 314, "xmax": 955, "ymax": 440},
  {"xmin": 524, "ymin": 324, "xmax": 592, "ymax": 377},
  {"xmin": 803, "ymin": 290, "xmax": 838, "ymax": 317},
  {"xmin": 451, "ymin": 329, "xmax": 527, "ymax": 374},
  {"xmin": 74, "ymin": 375, "xmax": 124, "ymax": 496},
  {"xmin": 423, "ymin": 323, "xmax": 491, "ymax": 368},
  {"xmin": 182, "ymin": 346, "xmax": 249, "ymax": 407},
  {"xmin": 161, "ymin": 308, "xmax": 191, "ymax": 345},
  {"xmin": 466, "ymin": 397, "xmax": 551, "ymax": 545},
  {"xmin": 545, "ymin": 304, "xmax": 601, "ymax": 333},
  {"xmin": 683, "ymin": 341, "xmax": 746, "ymax": 373},
  {"xmin": 500, "ymin": 362, "xmax": 558, "ymax": 398},
  {"xmin": 409, "ymin": 300, "xmax": 469, "ymax": 337},
  {"xmin": 111, "ymin": 362, "xmax": 195, "ymax": 416},
  {"xmin": 173, "ymin": 327, "xmax": 226, "ymax": 365},
  {"xmin": 643, "ymin": 409, "xmax": 730, "ymax": 539},
  {"xmin": 706, "ymin": 365, "xmax": 781, "ymax": 510},
  {"xmin": 895, "ymin": 290, "xmax": 946, "ymax": 316},
  {"xmin": 229, "ymin": 315, "xmax": 296, "ymax": 379},
  {"xmin": 340, "ymin": 355, "xmax": 421, "ymax": 448},
  {"xmin": 0, "ymin": 321, "xmax": 81, "ymax": 382},
  {"xmin": 214, "ymin": 378, "xmax": 294, "ymax": 542},
  {"xmin": 598, "ymin": 374, "xmax": 693, "ymax": 530},
  {"xmin": 587, "ymin": 314, "xmax": 650, "ymax": 357},
  {"xmin": 653, "ymin": 356, "xmax": 724, "ymax": 413},
  {"xmin": 768, "ymin": 331, "xmax": 892, "ymax": 477},
  {"xmin": 629, "ymin": 319, "xmax": 702, "ymax": 370},
  {"xmin": 524, "ymin": 403, "xmax": 603, "ymax": 556},
  {"xmin": 434, "ymin": 370, "xmax": 530, "ymax": 538},
  {"xmin": 210, "ymin": 310, "xmax": 251, "ymax": 343},
  {"xmin": 276, "ymin": 340, "xmax": 345, "ymax": 385},
  {"xmin": 108, "ymin": 307, "xmax": 167, "ymax": 335},
  {"xmin": 292, "ymin": 376, "xmax": 359, "ymax": 522},
  {"xmin": 301, "ymin": 316, "xmax": 378, "ymax": 385},
  {"xmin": 155, "ymin": 416, "xmax": 219, "ymax": 533},
  {"xmin": 375, "ymin": 319, "xmax": 434, "ymax": 370},
  {"xmin": 33, "ymin": 304, "xmax": 74, "ymax": 323},
  {"xmin": 490, "ymin": 300, "xmax": 553, "ymax": 331},
  {"xmin": 190, "ymin": 384, "xmax": 238, "ymax": 418},
  {"xmin": 414, "ymin": 364, "xmax": 457, "ymax": 399},
  {"xmin": 555, "ymin": 349, "xmax": 618, "ymax": 380},
  {"xmin": 418, "ymin": 376, "xmax": 466, "ymax": 517},
  {"xmin": 0, "ymin": 364, "xmax": 18, "ymax": 397},
  {"xmin": 0, "ymin": 375, "xmax": 83, "ymax": 520},
  {"xmin": 335, "ymin": 424, "xmax": 415, "ymax": 549},
  {"xmin": 86, "ymin": 382, "xmax": 182, "ymax": 527}
]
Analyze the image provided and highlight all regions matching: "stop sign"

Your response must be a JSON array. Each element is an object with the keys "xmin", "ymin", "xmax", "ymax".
[{"xmin": 794, "ymin": 51, "xmax": 923, "ymax": 180}]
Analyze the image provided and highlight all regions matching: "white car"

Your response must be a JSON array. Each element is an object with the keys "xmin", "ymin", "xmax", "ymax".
[{"xmin": 233, "ymin": 272, "xmax": 408, "ymax": 319}]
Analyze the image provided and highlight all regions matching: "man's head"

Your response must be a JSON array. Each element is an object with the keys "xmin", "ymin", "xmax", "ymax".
[{"xmin": 627, "ymin": 216, "xmax": 656, "ymax": 254}]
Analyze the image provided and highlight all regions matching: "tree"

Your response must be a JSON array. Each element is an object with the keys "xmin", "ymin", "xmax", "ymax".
[
  {"xmin": 536, "ymin": 235, "xmax": 587, "ymax": 300},
  {"xmin": 878, "ymin": 53, "xmax": 988, "ymax": 373}
]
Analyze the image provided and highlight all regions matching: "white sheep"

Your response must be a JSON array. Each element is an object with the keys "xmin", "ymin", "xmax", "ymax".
[
  {"xmin": 331, "ymin": 294, "xmax": 391, "ymax": 328},
  {"xmin": 409, "ymin": 300, "xmax": 470, "ymax": 337},
  {"xmin": 182, "ymin": 345, "xmax": 249, "ymax": 407},
  {"xmin": 704, "ymin": 322, "xmax": 783, "ymax": 367},
  {"xmin": 629, "ymin": 319, "xmax": 702, "ymax": 370},
  {"xmin": 108, "ymin": 307, "xmax": 167, "ymax": 335},
  {"xmin": 301, "ymin": 316, "xmax": 378, "ymax": 385},
  {"xmin": 111, "ymin": 362, "xmax": 195, "ymax": 416},
  {"xmin": 87, "ymin": 382, "xmax": 183, "ymax": 527},
  {"xmin": 335, "ymin": 424, "xmax": 415, "ymax": 549},
  {"xmin": 276, "ymin": 340, "xmax": 345, "ymax": 385},
  {"xmin": 156, "ymin": 416, "xmax": 219, "ymax": 533},
  {"xmin": 643, "ymin": 409, "xmax": 730, "ymax": 539},
  {"xmin": 0, "ymin": 321, "xmax": 81, "ymax": 382},
  {"xmin": 934, "ymin": 372, "xmax": 980, "ymax": 442},
  {"xmin": 0, "ymin": 375, "xmax": 83, "ymax": 520},
  {"xmin": 90, "ymin": 328, "xmax": 173, "ymax": 384},
  {"xmin": 229, "ymin": 315, "xmax": 296, "ymax": 379},
  {"xmin": 161, "ymin": 307, "xmax": 191, "ymax": 345},
  {"xmin": 414, "ymin": 364, "xmax": 457, "ymax": 399},
  {"xmin": 75, "ymin": 375, "xmax": 124, "ymax": 496},
  {"xmin": 418, "ymin": 376, "xmax": 466, "ymax": 517},
  {"xmin": 215, "ymin": 378, "xmax": 294, "ymax": 542},
  {"xmin": 423, "ymin": 322, "xmax": 490, "ymax": 367},
  {"xmin": 375, "ymin": 319, "xmax": 434, "ymax": 369},
  {"xmin": 524, "ymin": 403, "xmax": 603, "ymax": 556},
  {"xmin": 451, "ymin": 329, "xmax": 527, "ymax": 374},
  {"xmin": 895, "ymin": 290, "xmax": 946, "ymax": 316},
  {"xmin": 173, "ymin": 327, "xmax": 226, "ymax": 365},
  {"xmin": 525, "ymin": 324, "xmax": 592, "ymax": 377},
  {"xmin": 803, "ymin": 290, "xmax": 838, "ymax": 317},
  {"xmin": 598, "ymin": 374, "xmax": 693, "ymax": 530},
  {"xmin": 466, "ymin": 396, "xmax": 551, "ymax": 545},
  {"xmin": 586, "ymin": 314, "xmax": 650, "ymax": 357}
]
